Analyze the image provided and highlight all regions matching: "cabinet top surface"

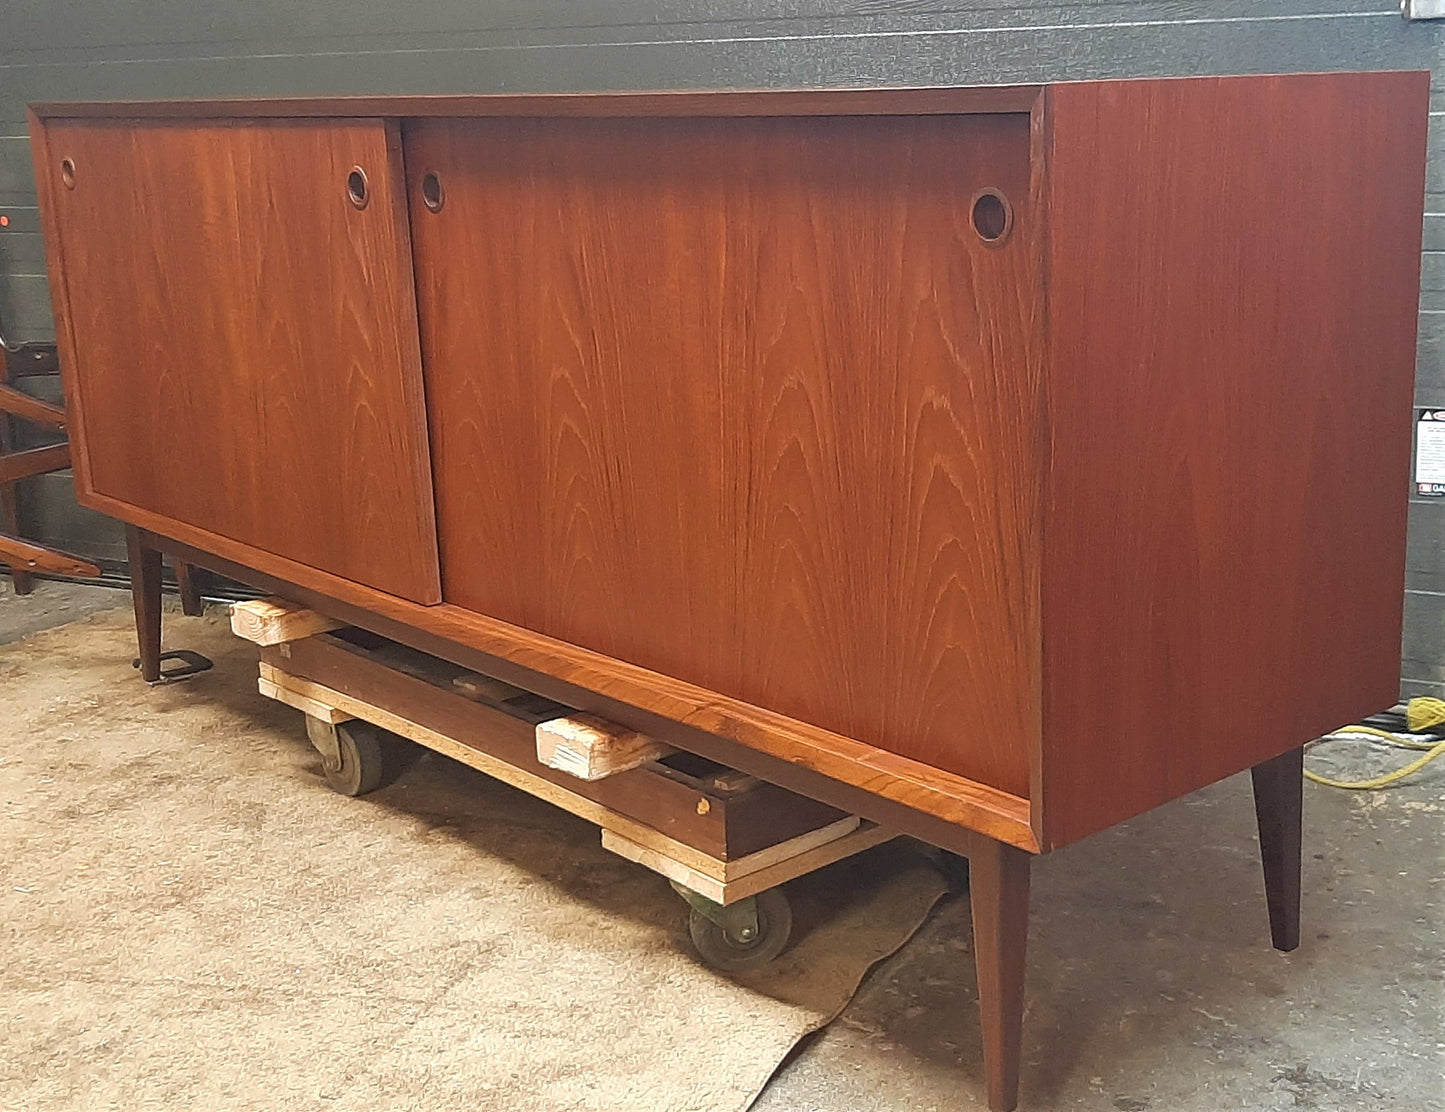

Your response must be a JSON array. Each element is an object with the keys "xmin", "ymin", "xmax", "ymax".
[{"xmin": 26, "ymin": 72, "xmax": 1424, "ymax": 121}]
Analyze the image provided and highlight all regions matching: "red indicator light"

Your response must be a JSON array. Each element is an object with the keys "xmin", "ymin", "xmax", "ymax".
[{"xmin": 0, "ymin": 215, "xmax": 9, "ymax": 228}]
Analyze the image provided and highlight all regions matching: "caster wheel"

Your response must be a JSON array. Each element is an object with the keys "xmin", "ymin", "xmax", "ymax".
[
  {"xmin": 688, "ymin": 888, "xmax": 793, "ymax": 973},
  {"xmin": 324, "ymin": 720, "xmax": 388, "ymax": 797}
]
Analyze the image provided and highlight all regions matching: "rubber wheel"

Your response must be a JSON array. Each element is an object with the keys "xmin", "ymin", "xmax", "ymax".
[
  {"xmin": 688, "ymin": 888, "xmax": 793, "ymax": 973},
  {"xmin": 323, "ymin": 720, "xmax": 387, "ymax": 797}
]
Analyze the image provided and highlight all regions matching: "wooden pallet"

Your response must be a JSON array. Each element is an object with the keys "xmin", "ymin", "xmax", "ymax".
[{"xmin": 239, "ymin": 600, "xmax": 897, "ymax": 906}]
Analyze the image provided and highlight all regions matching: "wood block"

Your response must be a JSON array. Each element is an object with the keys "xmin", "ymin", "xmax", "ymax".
[
  {"xmin": 230, "ymin": 597, "xmax": 344, "ymax": 646},
  {"xmin": 257, "ymin": 674, "xmax": 353, "ymax": 725},
  {"xmin": 536, "ymin": 713, "xmax": 675, "ymax": 781}
]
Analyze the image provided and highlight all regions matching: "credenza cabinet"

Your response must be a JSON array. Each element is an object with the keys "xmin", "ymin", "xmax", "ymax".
[{"xmin": 30, "ymin": 73, "xmax": 1428, "ymax": 1110}]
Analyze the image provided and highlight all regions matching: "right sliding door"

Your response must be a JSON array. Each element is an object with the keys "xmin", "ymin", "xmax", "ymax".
[{"xmin": 403, "ymin": 114, "xmax": 1041, "ymax": 797}]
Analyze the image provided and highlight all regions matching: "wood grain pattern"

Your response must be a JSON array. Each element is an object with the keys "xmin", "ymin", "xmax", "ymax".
[
  {"xmin": 35, "ymin": 117, "xmax": 440, "ymax": 603},
  {"xmin": 407, "ymin": 113, "xmax": 1043, "ymax": 798},
  {"xmin": 1040, "ymin": 72, "xmax": 1429, "ymax": 848}
]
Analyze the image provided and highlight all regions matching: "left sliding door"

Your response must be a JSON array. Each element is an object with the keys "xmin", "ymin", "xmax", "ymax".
[{"xmin": 32, "ymin": 117, "xmax": 441, "ymax": 604}]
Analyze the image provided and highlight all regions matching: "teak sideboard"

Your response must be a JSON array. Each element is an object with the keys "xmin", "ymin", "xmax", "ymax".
[{"xmin": 29, "ymin": 73, "xmax": 1427, "ymax": 1110}]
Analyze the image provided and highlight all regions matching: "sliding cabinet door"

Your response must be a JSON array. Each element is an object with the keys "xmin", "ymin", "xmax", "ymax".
[
  {"xmin": 38, "ymin": 118, "xmax": 440, "ymax": 603},
  {"xmin": 404, "ymin": 114, "xmax": 1041, "ymax": 795}
]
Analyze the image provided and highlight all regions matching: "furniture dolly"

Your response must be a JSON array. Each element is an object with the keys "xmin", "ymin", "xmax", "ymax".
[
  {"xmin": 230, "ymin": 597, "xmax": 900, "ymax": 973},
  {"xmin": 30, "ymin": 73, "xmax": 1428, "ymax": 1109}
]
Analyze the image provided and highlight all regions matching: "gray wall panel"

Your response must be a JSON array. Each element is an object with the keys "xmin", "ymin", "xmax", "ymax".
[
  {"xmin": 13, "ymin": 472, "xmax": 126, "ymax": 563},
  {"xmin": 1402, "ymin": 588, "xmax": 1445, "ymax": 688},
  {"xmin": 0, "ymin": 273, "xmax": 51, "ymax": 340},
  {"xmin": 1407, "ymin": 498, "xmax": 1445, "ymax": 590}
]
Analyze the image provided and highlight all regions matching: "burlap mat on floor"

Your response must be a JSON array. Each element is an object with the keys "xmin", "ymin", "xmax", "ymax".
[{"xmin": 0, "ymin": 609, "xmax": 948, "ymax": 1112}]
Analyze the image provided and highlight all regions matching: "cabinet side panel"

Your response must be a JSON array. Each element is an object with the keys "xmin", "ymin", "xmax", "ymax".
[
  {"xmin": 1042, "ymin": 73, "xmax": 1428, "ymax": 848},
  {"xmin": 408, "ymin": 114, "xmax": 1042, "ymax": 797},
  {"xmin": 35, "ymin": 118, "xmax": 441, "ymax": 603}
]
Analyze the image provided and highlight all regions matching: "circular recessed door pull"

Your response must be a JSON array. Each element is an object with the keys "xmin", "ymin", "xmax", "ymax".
[
  {"xmin": 971, "ymin": 189, "xmax": 1013, "ymax": 244},
  {"xmin": 346, "ymin": 166, "xmax": 369, "ymax": 210},
  {"xmin": 421, "ymin": 171, "xmax": 445, "ymax": 213}
]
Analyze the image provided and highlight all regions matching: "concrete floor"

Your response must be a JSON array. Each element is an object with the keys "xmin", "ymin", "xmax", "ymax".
[{"xmin": 3, "ymin": 576, "xmax": 1442, "ymax": 1111}]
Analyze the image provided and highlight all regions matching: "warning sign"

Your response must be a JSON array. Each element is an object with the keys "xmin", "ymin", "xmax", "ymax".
[{"xmin": 1416, "ymin": 410, "xmax": 1445, "ymax": 496}]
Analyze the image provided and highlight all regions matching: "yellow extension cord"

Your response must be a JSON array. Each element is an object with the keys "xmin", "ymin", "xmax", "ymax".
[{"xmin": 1306, "ymin": 696, "xmax": 1445, "ymax": 790}]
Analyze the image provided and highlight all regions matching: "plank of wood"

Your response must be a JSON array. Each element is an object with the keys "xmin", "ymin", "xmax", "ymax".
[
  {"xmin": 256, "ymin": 671, "xmax": 353, "ymax": 725},
  {"xmin": 0, "ymin": 533, "xmax": 99, "ymax": 578},
  {"xmin": 713, "ymin": 815, "xmax": 860, "ymax": 881},
  {"xmin": 601, "ymin": 821, "xmax": 896, "ymax": 906},
  {"xmin": 535, "ymin": 713, "xmax": 676, "ymax": 781},
  {"xmin": 0, "ymin": 384, "xmax": 66, "ymax": 430},
  {"xmin": 0, "ymin": 443, "xmax": 70, "ymax": 484},
  {"xmin": 230, "ymin": 598, "xmax": 345, "ymax": 646},
  {"xmin": 261, "ymin": 664, "xmax": 740, "ymax": 878}
]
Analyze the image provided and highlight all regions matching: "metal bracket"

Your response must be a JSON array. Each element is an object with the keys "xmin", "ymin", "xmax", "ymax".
[
  {"xmin": 670, "ymin": 881, "xmax": 760, "ymax": 941},
  {"xmin": 1402, "ymin": 0, "xmax": 1445, "ymax": 19},
  {"xmin": 305, "ymin": 715, "xmax": 344, "ymax": 773},
  {"xmin": 131, "ymin": 648, "xmax": 213, "ymax": 684}
]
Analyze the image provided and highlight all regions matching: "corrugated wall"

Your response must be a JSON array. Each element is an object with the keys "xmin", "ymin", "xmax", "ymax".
[{"xmin": 1, "ymin": 0, "xmax": 1443, "ymax": 694}]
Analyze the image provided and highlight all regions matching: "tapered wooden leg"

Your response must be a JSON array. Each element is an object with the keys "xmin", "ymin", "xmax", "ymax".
[
  {"xmin": 174, "ymin": 560, "xmax": 205, "ymax": 616},
  {"xmin": 970, "ymin": 838, "xmax": 1031, "ymax": 1112},
  {"xmin": 125, "ymin": 525, "xmax": 163, "ymax": 683},
  {"xmin": 0, "ymin": 405, "xmax": 33, "ymax": 595},
  {"xmin": 0, "ymin": 491, "xmax": 33, "ymax": 595},
  {"xmin": 1251, "ymin": 745, "xmax": 1303, "ymax": 952}
]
